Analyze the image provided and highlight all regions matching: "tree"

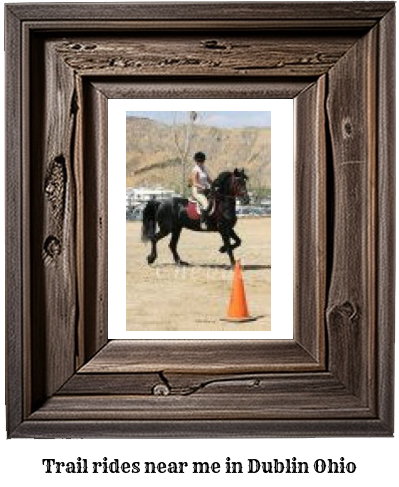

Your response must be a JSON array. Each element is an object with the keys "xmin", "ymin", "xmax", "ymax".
[{"xmin": 172, "ymin": 111, "xmax": 199, "ymax": 196}]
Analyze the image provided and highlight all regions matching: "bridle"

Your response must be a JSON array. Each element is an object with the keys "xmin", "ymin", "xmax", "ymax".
[
  {"xmin": 210, "ymin": 172, "xmax": 248, "ymax": 201},
  {"xmin": 230, "ymin": 174, "xmax": 248, "ymax": 199}
]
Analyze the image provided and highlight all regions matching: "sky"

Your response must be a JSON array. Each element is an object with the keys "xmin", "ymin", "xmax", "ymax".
[{"xmin": 126, "ymin": 111, "xmax": 271, "ymax": 128}]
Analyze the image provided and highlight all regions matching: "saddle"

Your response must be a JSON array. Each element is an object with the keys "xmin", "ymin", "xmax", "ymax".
[{"xmin": 186, "ymin": 198, "xmax": 215, "ymax": 221}]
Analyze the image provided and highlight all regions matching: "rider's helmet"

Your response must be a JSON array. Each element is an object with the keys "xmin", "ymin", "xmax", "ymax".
[{"xmin": 194, "ymin": 151, "xmax": 206, "ymax": 163}]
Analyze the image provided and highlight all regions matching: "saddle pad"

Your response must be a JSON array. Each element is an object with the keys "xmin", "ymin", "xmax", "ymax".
[{"xmin": 186, "ymin": 201, "xmax": 201, "ymax": 220}]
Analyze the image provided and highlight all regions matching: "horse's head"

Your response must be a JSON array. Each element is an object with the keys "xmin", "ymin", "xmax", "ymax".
[
  {"xmin": 212, "ymin": 169, "xmax": 250, "ymax": 204},
  {"xmin": 232, "ymin": 168, "xmax": 250, "ymax": 205}
]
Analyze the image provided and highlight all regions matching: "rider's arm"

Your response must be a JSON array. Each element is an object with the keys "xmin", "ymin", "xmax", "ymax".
[{"xmin": 205, "ymin": 167, "xmax": 212, "ymax": 185}]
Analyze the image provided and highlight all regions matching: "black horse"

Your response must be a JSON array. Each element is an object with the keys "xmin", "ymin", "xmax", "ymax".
[{"xmin": 141, "ymin": 168, "xmax": 250, "ymax": 266}]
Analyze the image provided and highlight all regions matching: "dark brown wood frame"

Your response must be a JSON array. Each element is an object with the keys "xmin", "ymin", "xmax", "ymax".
[{"xmin": 5, "ymin": 2, "xmax": 395, "ymax": 438}]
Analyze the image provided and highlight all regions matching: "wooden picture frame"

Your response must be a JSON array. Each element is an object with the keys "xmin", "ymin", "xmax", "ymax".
[{"xmin": 5, "ymin": 2, "xmax": 395, "ymax": 438}]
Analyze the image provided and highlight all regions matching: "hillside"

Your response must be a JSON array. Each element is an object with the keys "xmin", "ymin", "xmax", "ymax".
[{"xmin": 126, "ymin": 116, "xmax": 271, "ymax": 198}]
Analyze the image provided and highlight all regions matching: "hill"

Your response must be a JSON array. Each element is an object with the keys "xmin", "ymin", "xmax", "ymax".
[{"xmin": 126, "ymin": 116, "xmax": 271, "ymax": 198}]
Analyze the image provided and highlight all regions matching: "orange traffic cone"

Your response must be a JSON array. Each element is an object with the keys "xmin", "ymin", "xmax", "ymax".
[{"xmin": 221, "ymin": 260, "xmax": 256, "ymax": 322}]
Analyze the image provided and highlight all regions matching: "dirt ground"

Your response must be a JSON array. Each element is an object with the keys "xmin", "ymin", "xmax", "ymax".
[{"xmin": 126, "ymin": 217, "xmax": 271, "ymax": 331}]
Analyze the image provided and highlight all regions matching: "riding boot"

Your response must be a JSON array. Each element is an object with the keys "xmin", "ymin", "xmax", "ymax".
[{"xmin": 200, "ymin": 209, "xmax": 209, "ymax": 230}]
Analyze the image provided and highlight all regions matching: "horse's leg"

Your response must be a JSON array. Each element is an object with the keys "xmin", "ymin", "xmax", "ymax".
[
  {"xmin": 219, "ymin": 227, "xmax": 235, "ymax": 266},
  {"xmin": 229, "ymin": 228, "xmax": 241, "ymax": 250},
  {"xmin": 147, "ymin": 227, "xmax": 169, "ymax": 265},
  {"xmin": 219, "ymin": 242, "xmax": 228, "ymax": 253},
  {"xmin": 169, "ymin": 227, "xmax": 189, "ymax": 266},
  {"xmin": 219, "ymin": 228, "xmax": 241, "ymax": 253}
]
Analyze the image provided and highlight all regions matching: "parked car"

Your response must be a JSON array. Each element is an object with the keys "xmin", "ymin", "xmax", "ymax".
[
  {"xmin": 126, "ymin": 205, "xmax": 144, "ymax": 221},
  {"xmin": 237, "ymin": 205, "xmax": 271, "ymax": 217}
]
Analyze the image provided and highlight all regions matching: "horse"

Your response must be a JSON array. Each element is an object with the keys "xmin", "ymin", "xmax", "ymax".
[{"xmin": 141, "ymin": 168, "xmax": 250, "ymax": 267}]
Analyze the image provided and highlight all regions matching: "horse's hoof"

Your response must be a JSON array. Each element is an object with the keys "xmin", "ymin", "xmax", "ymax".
[
  {"xmin": 147, "ymin": 255, "xmax": 156, "ymax": 265},
  {"xmin": 178, "ymin": 260, "xmax": 190, "ymax": 266},
  {"xmin": 219, "ymin": 246, "xmax": 227, "ymax": 253}
]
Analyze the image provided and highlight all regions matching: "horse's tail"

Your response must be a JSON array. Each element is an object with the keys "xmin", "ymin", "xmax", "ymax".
[{"xmin": 141, "ymin": 200, "xmax": 161, "ymax": 242}]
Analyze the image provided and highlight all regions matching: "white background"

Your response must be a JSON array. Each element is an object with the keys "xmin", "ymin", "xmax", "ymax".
[
  {"xmin": 108, "ymin": 99, "xmax": 293, "ymax": 339},
  {"xmin": 1, "ymin": 1, "xmax": 397, "ymax": 486}
]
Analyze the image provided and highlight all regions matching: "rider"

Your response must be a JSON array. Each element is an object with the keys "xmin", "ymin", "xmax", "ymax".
[{"xmin": 191, "ymin": 151, "xmax": 212, "ymax": 229}]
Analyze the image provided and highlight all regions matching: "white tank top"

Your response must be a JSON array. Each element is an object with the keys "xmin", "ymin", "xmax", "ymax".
[{"xmin": 193, "ymin": 164, "xmax": 210, "ymax": 189}]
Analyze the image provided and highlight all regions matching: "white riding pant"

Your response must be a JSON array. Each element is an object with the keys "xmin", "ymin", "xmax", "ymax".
[{"xmin": 192, "ymin": 187, "xmax": 208, "ymax": 210}]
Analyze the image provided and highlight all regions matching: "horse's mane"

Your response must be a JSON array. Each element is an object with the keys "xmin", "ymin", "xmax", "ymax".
[{"xmin": 211, "ymin": 171, "xmax": 232, "ymax": 193}]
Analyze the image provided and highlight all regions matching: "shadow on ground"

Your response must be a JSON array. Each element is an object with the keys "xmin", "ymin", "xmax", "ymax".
[{"xmin": 152, "ymin": 263, "xmax": 271, "ymax": 271}]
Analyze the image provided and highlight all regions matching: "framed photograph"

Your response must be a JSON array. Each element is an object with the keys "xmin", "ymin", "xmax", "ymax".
[
  {"xmin": 5, "ymin": 2, "xmax": 395, "ymax": 437},
  {"xmin": 108, "ymin": 99, "xmax": 294, "ymax": 339}
]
